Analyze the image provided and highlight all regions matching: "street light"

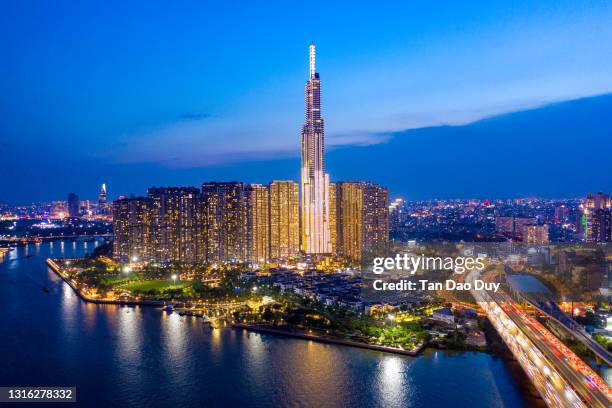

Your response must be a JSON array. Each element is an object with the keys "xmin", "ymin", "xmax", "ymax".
[{"xmin": 172, "ymin": 274, "xmax": 178, "ymax": 284}]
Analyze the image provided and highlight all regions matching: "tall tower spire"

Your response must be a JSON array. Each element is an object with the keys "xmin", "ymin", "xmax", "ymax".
[
  {"xmin": 309, "ymin": 42, "xmax": 316, "ymax": 79},
  {"xmin": 301, "ymin": 42, "xmax": 331, "ymax": 254}
]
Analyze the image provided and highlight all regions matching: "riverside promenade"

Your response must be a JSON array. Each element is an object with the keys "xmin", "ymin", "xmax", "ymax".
[{"xmin": 233, "ymin": 323, "xmax": 426, "ymax": 357}]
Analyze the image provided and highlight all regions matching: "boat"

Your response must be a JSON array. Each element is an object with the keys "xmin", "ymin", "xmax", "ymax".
[{"xmin": 162, "ymin": 305, "xmax": 174, "ymax": 313}]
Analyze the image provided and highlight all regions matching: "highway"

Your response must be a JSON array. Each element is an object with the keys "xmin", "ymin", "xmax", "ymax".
[
  {"xmin": 468, "ymin": 269, "xmax": 612, "ymax": 407},
  {"xmin": 506, "ymin": 272, "xmax": 612, "ymax": 366}
]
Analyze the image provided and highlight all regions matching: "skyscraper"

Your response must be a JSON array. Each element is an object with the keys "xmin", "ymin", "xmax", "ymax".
[
  {"xmin": 67, "ymin": 192, "xmax": 80, "ymax": 218},
  {"xmin": 98, "ymin": 183, "xmax": 107, "ymax": 206},
  {"xmin": 112, "ymin": 197, "xmax": 153, "ymax": 263},
  {"xmin": 147, "ymin": 187, "xmax": 201, "ymax": 264},
  {"xmin": 97, "ymin": 183, "xmax": 111, "ymax": 217},
  {"xmin": 583, "ymin": 192, "xmax": 611, "ymax": 242},
  {"xmin": 301, "ymin": 43, "xmax": 332, "ymax": 254},
  {"xmin": 246, "ymin": 184, "xmax": 269, "ymax": 263},
  {"xmin": 201, "ymin": 182, "xmax": 247, "ymax": 262},
  {"xmin": 335, "ymin": 182, "xmax": 389, "ymax": 262},
  {"xmin": 269, "ymin": 181, "xmax": 299, "ymax": 259}
]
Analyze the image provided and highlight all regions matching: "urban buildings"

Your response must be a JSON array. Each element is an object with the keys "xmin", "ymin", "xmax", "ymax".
[
  {"xmin": 97, "ymin": 183, "xmax": 111, "ymax": 216},
  {"xmin": 112, "ymin": 44, "xmax": 390, "ymax": 265},
  {"xmin": 201, "ymin": 182, "xmax": 247, "ymax": 263},
  {"xmin": 148, "ymin": 187, "xmax": 201, "ymax": 264},
  {"xmin": 51, "ymin": 201, "xmax": 68, "ymax": 219},
  {"xmin": 112, "ymin": 197, "xmax": 153, "ymax": 262},
  {"xmin": 524, "ymin": 224, "xmax": 550, "ymax": 245},
  {"xmin": 113, "ymin": 179, "xmax": 389, "ymax": 264},
  {"xmin": 246, "ymin": 184, "xmax": 269, "ymax": 263},
  {"xmin": 268, "ymin": 181, "xmax": 299, "ymax": 260},
  {"xmin": 583, "ymin": 192, "xmax": 612, "ymax": 243},
  {"xmin": 495, "ymin": 216, "xmax": 514, "ymax": 235},
  {"xmin": 300, "ymin": 43, "xmax": 332, "ymax": 254},
  {"xmin": 67, "ymin": 193, "xmax": 80, "ymax": 218},
  {"xmin": 335, "ymin": 182, "xmax": 389, "ymax": 262}
]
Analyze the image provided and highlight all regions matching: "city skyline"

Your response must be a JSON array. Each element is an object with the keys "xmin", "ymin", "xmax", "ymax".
[
  {"xmin": 1, "ymin": 2, "xmax": 612, "ymax": 203},
  {"xmin": 1, "ymin": 4, "xmax": 610, "ymax": 407}
]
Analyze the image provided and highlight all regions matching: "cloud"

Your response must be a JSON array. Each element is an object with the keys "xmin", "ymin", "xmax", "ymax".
[{"xmin": 113, "ymin": 115, "xmax": 392, "ymax": 168}]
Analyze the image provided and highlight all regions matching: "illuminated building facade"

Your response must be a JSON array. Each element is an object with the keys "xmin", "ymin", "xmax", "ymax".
[
  {"xmin": 583, "ymin": 192, "xmax": 611, "ymax": 242},
  {"xmin": 301, "ymin": 43, "xmax": 332, "ymax": 254},
  {"xmin": 50, "ymin": 201, "xmax": 68, "ymax": 219},
  {"xmin": 328, "ymin": 182, "xmax": 337, "ymax": 254},
  {"xmin": 97, "ymin": 183, "xmax": 111, "ymax": 217},
  {"xmin": 269, "ymin": 180, "xmax": 299, "ymax": 259},
  {"xmin": 112, "ymin": 197, "xmax": 153, "ymax": 263},
  {"xmin": 335, "ymin": 182, "xmax": 389, "ymax": 262},
  {"xmin": 148, "ymin": 187, "xmax": 201, "ymax": 264},
  {"xmin": 98, "ymin": 183, "xmax": 107, "ymax": 206},
  {"xmin": 524, "ymin": 224, "xmax": 549, "ymax": 244},
  {"xmin": 202, "ymin": 182, "xmax": 247, "ymax": 262},
  {"xmin": 246, "ymin": 184, "xmax": 269, "ymax": 263}
]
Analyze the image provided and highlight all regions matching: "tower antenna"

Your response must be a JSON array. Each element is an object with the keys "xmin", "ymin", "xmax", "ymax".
[{"xmin": 309, "ymin": 42, "xmax": 316, "ymax": 79}]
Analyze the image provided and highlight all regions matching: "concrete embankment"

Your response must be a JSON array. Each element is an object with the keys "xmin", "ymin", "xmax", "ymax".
[{"xmin": 233, "ymin": 323, "xmax": 425, "ymax": 356}]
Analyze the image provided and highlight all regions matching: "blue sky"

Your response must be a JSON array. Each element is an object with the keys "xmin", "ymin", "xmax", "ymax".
[{"xmin": 1, "ymin": 1, "xmax": 611, "ymax": 202}]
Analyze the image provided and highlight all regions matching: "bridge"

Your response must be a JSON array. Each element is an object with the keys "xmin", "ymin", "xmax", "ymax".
[
  {"xmin": 0, "ymin": 234, "xmax": 112, "ymax": 245},
  {"xmin": 467, "ymin": 268, "xmax": 612, "ymax": 407},
  {"xmin": 504, "ymin": 267, "xmax": 612, "ymax": 366}
]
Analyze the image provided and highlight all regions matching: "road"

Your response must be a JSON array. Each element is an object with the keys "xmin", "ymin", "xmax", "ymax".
[{"xmin": 468, "ymin": 268, "xmax": 611, "ymax": 407}]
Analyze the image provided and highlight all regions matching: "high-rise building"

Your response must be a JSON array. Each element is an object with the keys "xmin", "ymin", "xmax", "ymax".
[
  {"xmin": 67, "ymin": 193, "xmax": 80, "ymax": 218},
  {"xmin": 112, "ymin": 197, "xmax": 153, "ymax": 263},
  {"xmin": 147, "ymin": 187, "xmax": 201, "ymax": 264},
  {"xmin": 80, "ymin": 200, "xmax": 93, "ymax": 219},
  {"xmin": 98, "ymin": 183, "xmax": 110, "ymax": 216},
  {"xmin": 583, "ymin": 192, "xmax": 611, "ymax": 243},
  {"xmin": 335, "ymin": 182, "xmax": 389, "ymax": 262},
  {"xmin": 98, "ymin": 183, "xmax": 107, "ymax": 206},
  {"xmin": 269, "ymin": 181, "xmax": 299, "ymax": 259},
  {"xmin": 202, "ymin": 182, "xmax": 247, "ymax": 262},
  {"xmin": 389, "ymin": 198, "xmax": 405, "ymax": 231},
  {"xmin": 328, "ymin": 182, "xmax": 337, "ymax": 254},
  {"xmin": 301, "ymin": 43, "xmax": 332, "ymax": 254},
  {"xmin": 246, "ymin": 184, "xmax": 269, "ymax": 263}
]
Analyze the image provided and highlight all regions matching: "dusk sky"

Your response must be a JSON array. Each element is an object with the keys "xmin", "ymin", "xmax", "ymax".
[{"xmin": 1, "ymin": 1, "xmax": 611, "ymax": 203}]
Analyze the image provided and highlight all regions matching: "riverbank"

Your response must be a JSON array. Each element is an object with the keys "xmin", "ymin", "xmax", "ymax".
[
  {"xmin": 48, "ymin": 257, "xmax": 427, "ymax": 356},
  {"xmin": 233, "ymin": 323, "xmax": 426, "ymax": 356},
  {"xmin": 46, "ymin": 258, "xmax": 167, "ymax": 307}
]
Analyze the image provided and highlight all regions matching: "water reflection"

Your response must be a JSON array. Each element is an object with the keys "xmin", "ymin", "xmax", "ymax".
[
  {"xmin": 116, "ymin": 306, "xmax": 143, "ymax": 362},
  {"xmin": 378, "ymin": 356, "xmax": 408, "ymax": 407},
  {"xmin": 0, "ymin": 240, "xmax": 537, "ymax": 408}
]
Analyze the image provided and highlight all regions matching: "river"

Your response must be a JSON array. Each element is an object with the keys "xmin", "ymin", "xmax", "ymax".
[{"xmin": 0, "ymin": 241, "xmax": 540, "ymax": 407}]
